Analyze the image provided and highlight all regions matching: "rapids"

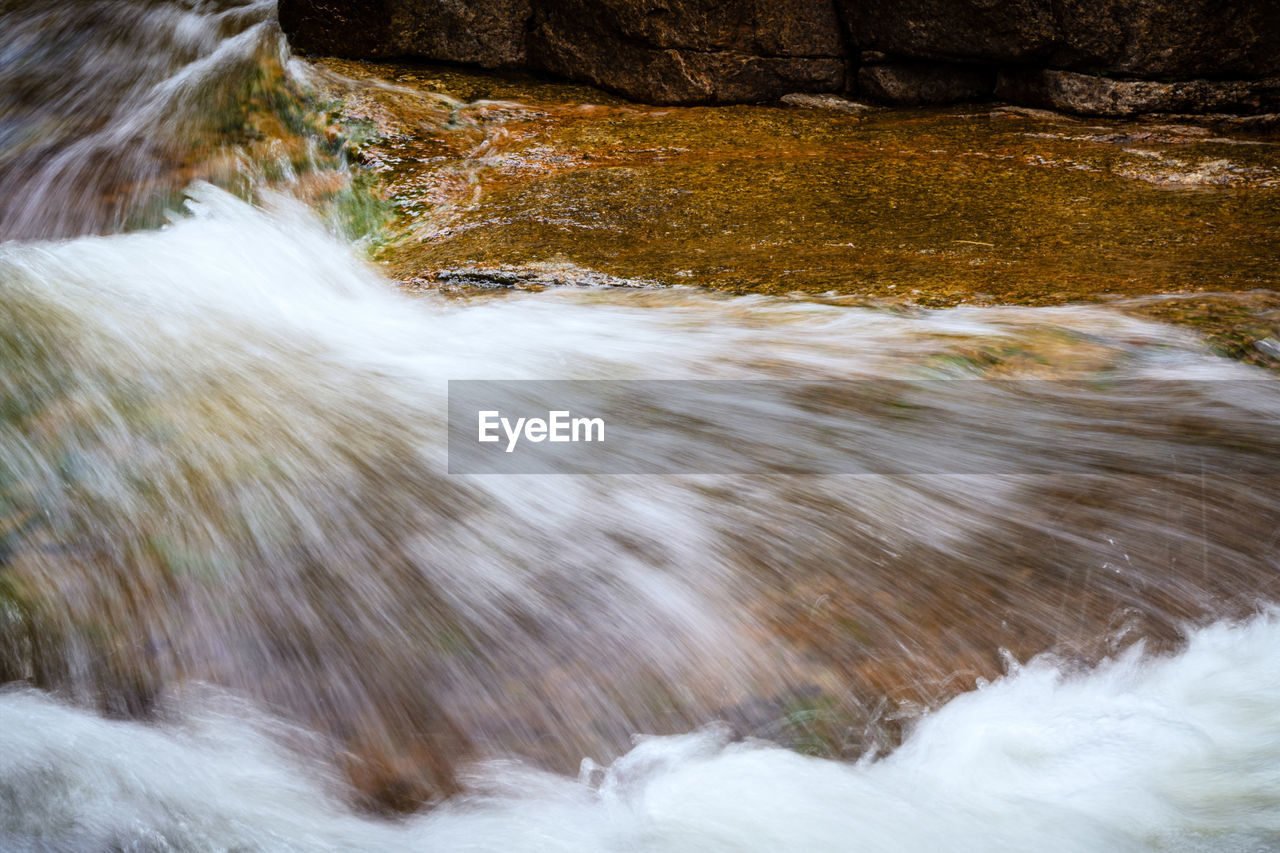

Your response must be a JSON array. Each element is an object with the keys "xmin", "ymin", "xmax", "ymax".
[
  {"xmin": 4, "ymin": 611, "xmax": 1280, "ymax": 852},
  {"xmin": 1, "ymin": 0, "xmax": 1278, "ymax": 849}
]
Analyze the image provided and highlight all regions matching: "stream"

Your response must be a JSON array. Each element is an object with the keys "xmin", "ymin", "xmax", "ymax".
[{"xmin": 1, "ymin": 2, "xmax": 1278, "ymax": 850}]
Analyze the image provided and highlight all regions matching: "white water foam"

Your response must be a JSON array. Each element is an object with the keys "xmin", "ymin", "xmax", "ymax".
[{"xmin": 2, "ymin": 611, "xmax": 1277, "ymax": 852}]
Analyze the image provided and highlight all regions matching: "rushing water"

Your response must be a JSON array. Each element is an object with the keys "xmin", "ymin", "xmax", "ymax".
[
  {"xmin": 4, "ymin": 613, "xmax": 1279, "ymax": 852},
  {"xmin": 1, "ymin": 1, "xmax": 1279, "ymax": 850}
]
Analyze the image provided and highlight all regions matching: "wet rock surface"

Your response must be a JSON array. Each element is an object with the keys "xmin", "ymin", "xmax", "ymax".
[
  {"xmin": 303, "ymin": 57, "xmax": 1280, "ymax": 382},
  {"xmin": 838, "ymin": 0, "xmax": 1280, "ymax": 79},
  {"xmin": 857, "ymin": 62, "xmax": 995, "ymax": 106},
  {"xmin": 314, "ymin": 58, "xmax": 1280, "ymax": 317},
  {"xmin": 281, "ymin": 0, "xmax": 1280, "ymax": 111},
  {"xmin": 527, "ymin": 0, "xmax": 845, "ymax": 105},
  {"xmin": 279, "ymin": 0, "xmax": 533, "ymax": 66},
  {"xmin": 1049, "ymin": 0, "xmax": 1280, "ymax": 79},
  {"xmin": 283, "ymin": 0, "xmax": 847, "ymax": 104},
  {"xmin": 997, "ymin": 69, "xmax": 1280, "ymax": 119},
  {"xmin": 838, "ymin": 0, "xmax": 1057, "ymax": 66}
]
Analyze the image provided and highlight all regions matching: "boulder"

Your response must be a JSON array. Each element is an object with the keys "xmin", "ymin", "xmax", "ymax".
[
  {"xmin": 837, "ymin": 0, "xmax": 1056, "ymax": 65},
  {"xmin": 280, "ymin": 0, "xmax": 530, "ymax": 67},
  {"xmin": 1051, "ymin": 0, "xmax": 1280, "ymax": 79},
  {"xmin": 279, "ymin": 0, "xmax": 398, "ymax": 58},
  {"xmin": 857, "ymin": 62, "xmax": 995, "ymax": 106},
  {"xmin": 278, "ymin": 0, "xmax": 1280, "ymax": 110},
  {"xmin": 996, "ymin": 69, "xmax": 1280, "ymax": 118},
  {"xmin": 836, "ymin": 0, "xmax": 1280, "ymax": 79},
  {"xmin": 527, "ymin": 0, "xmax": 846, "ymax": 104},
  {"xmin": 282, "ymin": 0, "xmax": 845, "ymax": 103}
]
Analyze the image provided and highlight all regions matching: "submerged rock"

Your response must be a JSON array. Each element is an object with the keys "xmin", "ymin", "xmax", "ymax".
[
  {"xmin": 780, "ymin": 93, "xmax": 875, "ymax": 114},
  {"xmin": 315, "ymin": 58, "xmax": 1279, "ymax": 306}
]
